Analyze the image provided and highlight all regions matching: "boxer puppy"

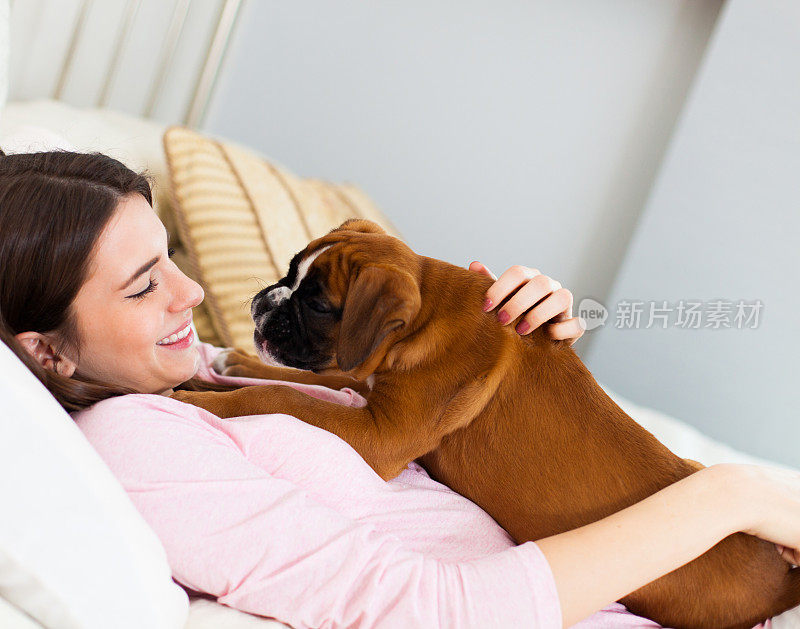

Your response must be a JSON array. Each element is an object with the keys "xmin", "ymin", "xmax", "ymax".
[{"xmin": 172, "ymin": 219, "xmax": 800, "ymax": 628}]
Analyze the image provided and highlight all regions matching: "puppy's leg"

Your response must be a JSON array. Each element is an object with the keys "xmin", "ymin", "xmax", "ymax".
[
  {"xmin": 213, "ymin": 348, "xmax": 371, "ymax": 397},
  {"xmin": 170, "ymin": 385, "xmax": 424, "ymax": 481}
]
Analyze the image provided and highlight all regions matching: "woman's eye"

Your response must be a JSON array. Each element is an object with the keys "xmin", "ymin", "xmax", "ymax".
[
  {"xmin": 127, "ymin": 249, "xmax": 173, "ymax": 301},
  {"xmin": 130, "ymin": 279, "xmax": 159, "ymax": 300}
]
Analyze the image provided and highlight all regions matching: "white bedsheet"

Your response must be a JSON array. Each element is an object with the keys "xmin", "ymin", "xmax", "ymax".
[{"xmin": 185, "ymin": 599, "xmax": 288, "ymax": 629}]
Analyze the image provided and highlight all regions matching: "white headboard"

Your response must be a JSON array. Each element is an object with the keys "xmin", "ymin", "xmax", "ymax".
[
  {"xmin": 7, "ymin": 0, "xmax": 244, "ymax": 128},
  {"xmin": 0, "ymin": 0, "xmax": 8, "ymax": 113}
]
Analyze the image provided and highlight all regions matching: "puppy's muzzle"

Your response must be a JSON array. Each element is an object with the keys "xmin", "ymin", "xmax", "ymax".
[{"xmin": 251, "ymin": 285, "xmax": 290, "ymax": 317}]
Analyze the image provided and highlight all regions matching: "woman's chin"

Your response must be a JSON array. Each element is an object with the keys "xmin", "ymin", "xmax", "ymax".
[
  {"xmin": 182, "ymin": 347, "xmax": 201, "ymax": 379},
  {"xmin": 157, "ymin": 346, "xmax": 201, "ymax": 384}
]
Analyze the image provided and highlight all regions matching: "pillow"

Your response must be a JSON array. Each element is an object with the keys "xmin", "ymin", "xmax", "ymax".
[
  {"xmin": 163, "ymin": 125, "xmax": 402, "ymax": 350},
  {"xmin": 0, "ymin": 124, "xmax": 76, "ymax": 155},
  {"xmin": 0, "ymin": 100, "xmax": 170, "ymax": 221},
  {"xmin": 0, "ymin": 338, "xmax": 189, "ymax": 629}
]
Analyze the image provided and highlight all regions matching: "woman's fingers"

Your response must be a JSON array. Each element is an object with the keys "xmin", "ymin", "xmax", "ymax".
[
  {"xmin": 782, "ymin": 547, "xmax": 800, "ymax": 567},
  {"xmin": 492, "ymin": 272, "xmax": 562, "ymax": 324},
  {"xmin": 510, "ymin": 285, "xmax": 571, "ymax": 334},
  {"xmin": 484, "ymin": 265, "xmax": 542, "ymax": 311},
  {"xmin": 468, "ymin": 261, "xmax": 497, "ymax": 281},
  {"xmin": 777, "ymin": 544, "xmax": 800, "ymax": 567},
  {"xmin": 472, "ymin": 263, "xmax": 584, "ymax": 344},
  {"xmin": 546, "ymin": 316, "xmax": 587, "ymax": 345}
]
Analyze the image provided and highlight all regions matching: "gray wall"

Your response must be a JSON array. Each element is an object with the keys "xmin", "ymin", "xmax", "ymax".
[
  {"xmin": 583, "ymin": 0, "xmax": 800, "ymax": 468},
  {"xmin": 205, "ymin": 0, "xmax": 721, "ymax": 319}
]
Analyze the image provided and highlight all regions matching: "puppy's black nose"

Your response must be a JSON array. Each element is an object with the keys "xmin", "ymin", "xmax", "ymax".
[{"xmin": 251, "ymin": 290, "xmax": 275, "ymax": 318}]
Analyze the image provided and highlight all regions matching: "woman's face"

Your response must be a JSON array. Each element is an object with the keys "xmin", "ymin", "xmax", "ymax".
[{"xmin": 68, "ymin": 193, "xmax": 204, "ymax": 394}]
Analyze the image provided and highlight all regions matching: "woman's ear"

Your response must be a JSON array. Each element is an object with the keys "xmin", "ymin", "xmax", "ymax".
[{"xmin": 14, "ymin": 331, "xmax": 77, "ymax": 377}]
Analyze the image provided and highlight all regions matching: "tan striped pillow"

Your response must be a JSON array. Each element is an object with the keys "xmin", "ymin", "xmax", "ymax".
[{"xmin": 162, "ymin": 126, "xmax": 402, "ymax": 350}]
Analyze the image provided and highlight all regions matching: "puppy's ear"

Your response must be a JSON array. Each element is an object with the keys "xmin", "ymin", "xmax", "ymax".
[
  {"xmin": 337, "ymin": 265, "xmax": 421, "ymax": 372},
  {"xmin": 329, "ymin": 218, "xmax": 386, "ymax": 236}
]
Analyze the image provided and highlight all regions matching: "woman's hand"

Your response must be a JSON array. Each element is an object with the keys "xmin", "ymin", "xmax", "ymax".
[
  {"xmin": 468, "ymin": 261, "xmax": 586, "ymax": 345},
  {"xmin": 719, "ymin": 462, "xmax": 800, "ymax": 566}
]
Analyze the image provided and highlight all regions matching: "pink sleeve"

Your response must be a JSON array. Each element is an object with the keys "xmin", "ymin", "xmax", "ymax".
[{"xmin": 77, "ymin": 398, "xmax": 562, "ymax": 629}]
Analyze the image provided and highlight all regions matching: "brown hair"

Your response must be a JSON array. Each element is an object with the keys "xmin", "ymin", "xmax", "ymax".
[{"xmin": 0, "ymin": 148, "xmax": 238, "ymax": 413}]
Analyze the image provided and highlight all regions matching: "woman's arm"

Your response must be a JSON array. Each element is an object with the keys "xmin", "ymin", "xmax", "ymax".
[{"xmin": 538, "ymin": 463, "xmax": 800, "ymax": 628}]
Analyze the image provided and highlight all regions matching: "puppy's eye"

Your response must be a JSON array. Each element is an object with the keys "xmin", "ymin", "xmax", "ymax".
[{"xmin": 307, "ymin": 298, "xmax": 332, "ymax": 314}]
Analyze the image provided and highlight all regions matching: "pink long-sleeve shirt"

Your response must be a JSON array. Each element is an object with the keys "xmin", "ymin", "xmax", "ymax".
[{"xmin": 71, "ymin": 342, "xmax": 773, "ymax": 628}]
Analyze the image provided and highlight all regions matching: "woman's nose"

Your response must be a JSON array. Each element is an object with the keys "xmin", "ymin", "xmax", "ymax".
[{"xmin": 169, "ymin": 271, "xmax": 204, "ymax": 312}]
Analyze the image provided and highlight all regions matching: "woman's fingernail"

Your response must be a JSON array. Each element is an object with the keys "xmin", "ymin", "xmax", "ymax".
[
  {"xmin": 497, "ymin": 310, "xmax": 510, "ymax": 324},
  {"xmin": 516, "ymin": 321, "xmax": 530, "ymax": 334},
  {"xmin": 483, "ymin": 298, "xmax": 493, "ymax": 311}
]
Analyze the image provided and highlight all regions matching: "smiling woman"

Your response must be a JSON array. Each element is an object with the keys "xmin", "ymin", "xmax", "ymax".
[
  {"xmin": 0, "ymin": 148, "xmax": 240, "ymax": 411},
  {"xmin": 60, "ymin": 192, "xmax": 204, "ymax": 394}
]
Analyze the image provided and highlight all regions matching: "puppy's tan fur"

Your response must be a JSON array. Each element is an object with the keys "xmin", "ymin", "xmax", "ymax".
[{"xmin": 173, "ymin": 219, "xmax": 800, "ymax": 628}]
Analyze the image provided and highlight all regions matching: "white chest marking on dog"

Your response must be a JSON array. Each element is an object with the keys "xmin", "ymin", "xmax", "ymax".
[{"xmin": 268, "ymin": 245, "xmax": 332, "ymax": 306}]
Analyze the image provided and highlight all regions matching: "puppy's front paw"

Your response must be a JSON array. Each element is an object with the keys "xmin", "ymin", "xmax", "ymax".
[
  {"xmin": 211, "ymin": 349, "xmax": 234, "ymax": 375},
  {"xmin": 168, "ymin": 389, "xmax": 203, "ymax": 405},
  {"xmin": 211, "ymin": 348, "xmax": 254, "ymax": 376},
  {"xmin": 168, "ymin": 389, "xmax": 226, "ymax": 417}
]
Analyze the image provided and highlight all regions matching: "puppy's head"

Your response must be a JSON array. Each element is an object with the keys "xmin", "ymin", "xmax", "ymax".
[{"xmin": 250, "ymin": 219, "xmax": 422, "ymax": 379}]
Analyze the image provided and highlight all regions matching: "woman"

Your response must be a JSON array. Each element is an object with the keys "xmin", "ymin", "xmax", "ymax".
[{"xmin": 1, "ymin": 149, "xmax": 799, "ymax": 628}]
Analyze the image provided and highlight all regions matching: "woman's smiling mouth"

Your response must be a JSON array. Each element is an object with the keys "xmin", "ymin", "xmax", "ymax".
[{"xmin": 156, "ymin": 321, "xmax": 193, "ymax": 346}]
